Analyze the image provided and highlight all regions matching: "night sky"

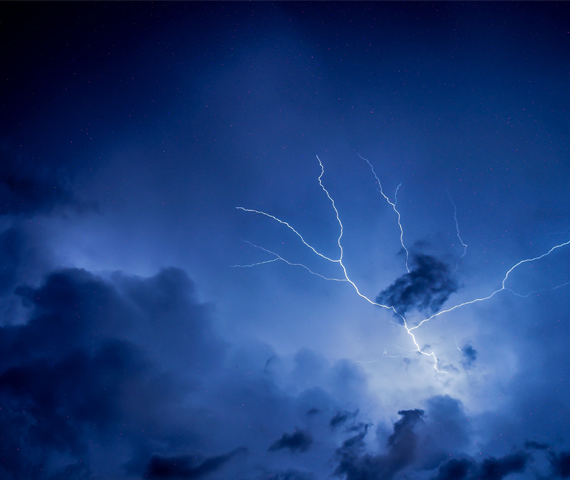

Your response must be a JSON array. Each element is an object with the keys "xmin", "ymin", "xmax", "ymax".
[{"xmin": 2, "ymin": 2, "xmax": 570, "ymax": 479}]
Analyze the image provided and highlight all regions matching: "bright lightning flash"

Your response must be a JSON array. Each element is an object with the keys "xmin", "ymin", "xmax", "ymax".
[{"xmin": 234, "ymin": 155, "xmax": 570, "ymax": 373}]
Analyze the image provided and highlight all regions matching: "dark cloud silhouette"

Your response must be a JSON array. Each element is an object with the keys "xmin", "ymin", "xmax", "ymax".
[
  {"xmin": 269, "ymin": 430, "xmax": 314, "ymax": 453},
  {"xmin": 0, "ymin": 226, "xmax": 50, "ymax": 326},
  {"xmin": 330, "ymin": 411, "xmax": 350, "ymax": 429},
  {"xmin": 376, "ymin": 253, "xmax": 458, "ymax": 317},
  {"xmin": 254, "ymin": 469, "xmax": 315, "ymax": 480},
  {"xmin": 524, "ymin": 440, "xmax": 549, "ymax": 450},
  {"xmin": 0, "ymin": 266, "xmax": 227, "ymax": 478},
  {"xmin": 432, "ymin": 452, "xmax": 529, "ymax": 480},
  {"xmin": 335, "ymin": 410, "xmax": 424, "ymax": 480},
  {"xmin": 478, "ymin": 452, "xmax": 529, "ymax": 480},
  {"xmin": 48, "ymin": 461, "xmax": 92, "ymax": 480},
  {"xmin": 460, "ymin": 345, "xmax": 477, "ymax": 368},
  {"xmin": 432, "ymin": 458, "xmax": 475, "ymax": 480},
  {"xmin": 388, "ymin": 409, "xmax": 425, "ymax": 449},
  {"xmin": 549, "ymin": 450, "xmax": 570, "ymax": 478},
  {"xmin": 0, "ymin": 147, "xmax": 85, "ymax": 217},
  {"xmin": 0, "ymin": 228, "xmax": 25, "ymax": 295},
  {"xmin": 419, "ymin": 395, "xmax": 471, "ymax": 470},
  {"xmin": 146, "ymin": 447, "xmax": 247, "ymax": 479},
  {"xmin": 330, "ymin": 410, "xmax": 359, "ymax": 429}
]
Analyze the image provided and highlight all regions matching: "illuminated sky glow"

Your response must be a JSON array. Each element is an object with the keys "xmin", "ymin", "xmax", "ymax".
[{"xmin": 2, "ymin": 3, "xmax": 570, "ymax": 479}]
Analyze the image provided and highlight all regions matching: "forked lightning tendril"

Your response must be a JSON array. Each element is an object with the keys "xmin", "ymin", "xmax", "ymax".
[
  {"xmin": 233, "ymin": 241, "xmax": 347, "ymax": 282},
  {"xmin": 447, "ymin": 190, "xmax": 468, "ymax": 275},
  {"xmin": 235, "ymin": 155, "xmax": 570, "ymax": 373},
  {"xmin": 358, "ymin": 153, "xmax": 409, "ymax": 273}
]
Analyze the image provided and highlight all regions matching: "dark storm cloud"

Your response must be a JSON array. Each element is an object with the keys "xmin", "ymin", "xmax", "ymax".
[
  {"xmin": 146, "ymin": 447, "xmax": 247, "ymax": 479},
  {"xmin": 388, "ymin": 409, "xmax": 425, "ymax": 449},
  {"xmin": 252, "ymin": 469, "xmax": 316, "ymax": 480},
  {"xmin": 460, "ymin": 345, "xmax": 477, "ymax": 368},
  {"xmin": 478, "ymin": 453, "xmax": 529, "ymax": 480},
  {"xmin": 0, "ymin": 340, "xmax": 158, "ymax": 450},
  {"xmin": 524, "ymin": 440, "xmax": 549, "ymax": 450},
  {"xmin": 270, "ymin": 471, "xmax": 315, "ymax": 480},
  {"xmin": 376, "ymin": 254, "xmax": 458, "ymax": 317},
  {"xmin": 330, "ymin": 410, "xmax": 359, "ymax": 429},
  {"xmin": 432, "ymin": 458, "xmax": 475, "ymax": 480},
  {"xmin": 419, "ymin": 395, "xmax": 471, "ymax": 468},
  {"xmin": 549, "ymin": 450, "xmax": 570, "ymax": 478},
  {"xmin": 48, "ymin": 461, "xmax": 92, "ymax": 480},
  {"xmin": 269, "ymin": 430, "xmax": 314, "ymax": 453},
  {"xmin": 0, "ymin": 147, "xmax": 84, "ymax": 217},
  {"xmin": 432, "ymin": 452, "xmax": 529, "ymax": 480},
  {"xmin": 330, "ymin": 412, "xmax": 350, "ymax": 428},
  {"xmin": 0, "ymin": 226, "xmax": 50, "ymax": 326},
  {"xmin": 332, "ymin": 397, "xmax": 481, "ymax": 480},
  {"xmin": 113, "ymin": 266, "xmax": 227, "ymax": 371},
  {"xmin": 0, "ymin": 266, "xmax": 227, "ymax": 478},
  {"xmin": 334, "ymin": 410, "xmax": 424, "ymax": 480},
  {"xmin": 0, "ymin": 228, "xmax": 25, "ymax": 295}
]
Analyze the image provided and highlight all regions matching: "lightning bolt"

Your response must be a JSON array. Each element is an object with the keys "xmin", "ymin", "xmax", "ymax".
[
  {"xmin": 235, "ymin": 156, "xmax": 442, "ymax": 371},
  {"xmin": 409, "ymin": 239, "xmax": 570, "ymax": 333},
  {"xmin": 232, "ymin": 240, "xmax": 347, "ymax": 282},
  {"xmin": 358, "ymin": 153, "xmax": 410, "ymax": 273},
  {"xmin": 235, "ymin": 155, "xmax": 570, "ymax": 373},
  {"xmin": 447, "ymin": 190, "xmax": 468, "ymax": 275}
]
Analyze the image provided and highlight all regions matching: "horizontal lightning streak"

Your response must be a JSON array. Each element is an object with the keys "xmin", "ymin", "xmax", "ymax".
[
  {"xmin": 506, "ymin": 278, "xmax": 570, "ymax": 298},
  {"xmin": 409, "ymin": 239, "xmax": 570, "ymax": 331}
]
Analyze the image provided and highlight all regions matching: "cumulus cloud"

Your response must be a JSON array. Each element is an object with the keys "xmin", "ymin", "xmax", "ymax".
[
  {"xmin": 376, "ymin": 253, "xmax": 458, "ymax": 318},
  {"xmin": 329, "ymin": 396, "xmax": 535, "ymax": 480},
  {"xmin": 0, "ymin": 266, "xmax": 227, "ymax": 479},
  {"xmin": 0, "ymin": 257, "xmax": 391, "ymax": 478},
  {"xmin": 419, "ymin": 395, "xmax": 471, "ymax": 467},
  {"xmin": 334, "ymin": 409, "xmax": 424, "ymax": 480},
  {"xmin": 0, "ymin": 240, "xmax": 554, "ymax": 480}
]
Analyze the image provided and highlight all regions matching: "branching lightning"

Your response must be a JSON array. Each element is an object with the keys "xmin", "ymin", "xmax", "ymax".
[
  {"xmin": 235, "ymin": 155, "xmax": 570, "ymax": 373},
  {"xmin": 447, "ymin": 190, "xmax": 468, "ymax": 275},
  {"xmin": 233, "ymin": 240, "xmax": 347, "ymax": 282},
  {"xmin": 408, "ymin": 239, "xmax": 570, "ymax": 333},
  {"xmin": 358, "ymin": 153, "xmax": 410, "ymax": 273}
]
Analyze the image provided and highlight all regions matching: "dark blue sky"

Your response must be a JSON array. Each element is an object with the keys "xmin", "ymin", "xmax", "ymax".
[{"xmin": 2, "ymin": 2, "xmax": 570, "ymax": 479}]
